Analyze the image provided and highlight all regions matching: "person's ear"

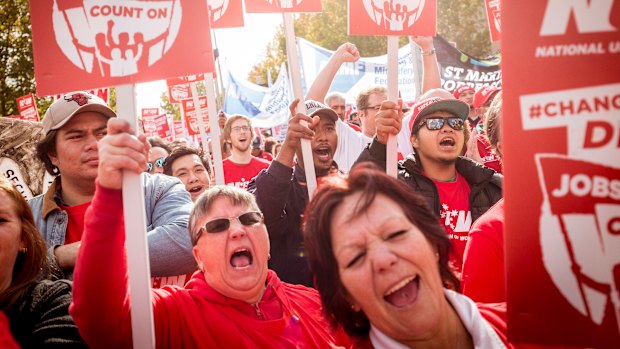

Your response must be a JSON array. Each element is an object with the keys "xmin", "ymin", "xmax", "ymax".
[{"xmin": 411, "ymin": 134, "xmax": 419, "ymax": 149}]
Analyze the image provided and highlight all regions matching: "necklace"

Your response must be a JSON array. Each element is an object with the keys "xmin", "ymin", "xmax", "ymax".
[{"xmin": 434, "ymin": 175, "xmax": 457, "ymax": 183}]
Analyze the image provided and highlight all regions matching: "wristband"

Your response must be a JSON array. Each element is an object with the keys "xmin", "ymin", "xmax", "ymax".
[{"xmin": 421, "ymin": 48, "xmax": 435, "ymax": 56}]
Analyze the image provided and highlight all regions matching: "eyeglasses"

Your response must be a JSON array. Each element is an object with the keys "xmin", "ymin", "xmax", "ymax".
[
  {"xmin": 363, "ymin": 104, "xmax": 381, "ymax": 111},
  {"xmin": 147, "ymin": 157, "xmax": 166, "ymax": 173},
  {"xmin": 231, "ymin": 125, "xmax": 250, "ymax": 133},
  {"xmin": 194, "ymin": 211, "xmax": 264, "ymax": 241},
  {"xmin": 419, "ymin": 117, "xmax": 464, "ymax": 131}
]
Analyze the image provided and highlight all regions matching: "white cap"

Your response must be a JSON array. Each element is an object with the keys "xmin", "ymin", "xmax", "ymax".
[{"xmin": 42, "ymin": 91, "xmax": 116, "ymax": 134}]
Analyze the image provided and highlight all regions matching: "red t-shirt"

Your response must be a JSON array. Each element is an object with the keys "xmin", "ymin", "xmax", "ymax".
[
  {"xmin": 61, "ymin": 201, "xmax": 91, "ymax": 244},
  {"xmin": 462, "ymin": 198, "xmax": 505, "ymax": 303},
  {"xmin": 433, "ymin": 173, "xmax": 472, "ymax": 276},
  {"xmin": 222, "ymin": 157, "xmax": 270, "ymax": 190},
  {"xmin": 257, "ymin": 151, "xmax": 274, "ymax": 162}
]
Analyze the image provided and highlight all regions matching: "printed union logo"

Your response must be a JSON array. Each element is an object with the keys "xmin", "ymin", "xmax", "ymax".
[
  {"xmin": 263, "ymin": 0, "xmax": 304, "ymax": 8},
  {"xmin": 537, "ymin": 155, "xmax": 620, "ymax": 333},
  {"xmin": 208, "ymin": 0, "xmax": 230, "ymax": 23},
  {"xmin": 362, "ymin": 0, "xmax": 426, "ymax": 31},
  {"xmin": 52, "ymin": 0, "xmax": 182, "ymax": 78}
]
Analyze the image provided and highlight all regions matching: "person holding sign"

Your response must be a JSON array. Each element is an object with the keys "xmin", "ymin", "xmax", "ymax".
[
  {"xmin": 29, "ymin": 92, "xmax": 196, "ymax": 280},
  {"xmin": 69, "ymin": 118, "xmax": 352, "ymax": 348},
  {"xmin": 249, "ymin": 99, "xmax": 339, "ymax": 287},
  {"xmin": 0, "ymin": 178, "xmax": 87, "ymax": 348},
  {"xmin": 355, "ymin": 92, "xmax": 503, "ymax": 275},
  {"xmin": 302, "ymin": 164, "xmax": 513, "ymax": 349}
]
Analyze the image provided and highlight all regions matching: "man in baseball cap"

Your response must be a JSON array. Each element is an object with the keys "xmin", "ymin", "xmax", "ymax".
[
  {"xmin": 473, "ymin": 86, "xmax": 500, "ymax": 131},
  {"xmin": 356, "ymin": 90, "xmax": 503, "ymax": 274},
  {"xmin": 30, "ymin": 91, "xmax": 197, "ymax": 283},
  {"xmin": 453, "ymin": 84, "xmax": 477, "ymax": 128},
  {"xmin": 249, "ymin": 99, "xmax": 338, "ymax": 287}
]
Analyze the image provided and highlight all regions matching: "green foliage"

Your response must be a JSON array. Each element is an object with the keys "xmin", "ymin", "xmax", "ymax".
[
  {"xmin": 160, "ymin": 91, "xmax": 181, "ymax": 121},
  {"xmin": 248, "ymin": 0, "xmax": 497, "ymax": 84}
]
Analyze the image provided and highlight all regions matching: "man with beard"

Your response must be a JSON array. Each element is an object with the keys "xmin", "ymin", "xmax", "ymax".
[
  {"xmin": 249, "ymin": 99, "xmax": 338, "ymax": 287},
  {"xmin": 221, "ymin": 115, "xmax": 270, "ymax": 190},
  {"xmin": 355, "ymin": 94, "xmax": 503, "ymax": 276}
]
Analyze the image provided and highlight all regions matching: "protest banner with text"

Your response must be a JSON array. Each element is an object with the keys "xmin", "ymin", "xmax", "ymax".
[
  {"xmin": 503, "ymin": 0, "xmax": 620, "ymax": 347},
  {"xmin": 348, "ymin": 0, "xmax": 436, "ymax": 36}
]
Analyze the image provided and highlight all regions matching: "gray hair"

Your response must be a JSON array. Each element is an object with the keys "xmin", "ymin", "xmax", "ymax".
[
  {"xmin": 325, "ymin": 92, "xmax": 346, "ymax": 105},
  {"xmin": 188, "ymin": 185, "xmax": 261, "ymax": 245}
]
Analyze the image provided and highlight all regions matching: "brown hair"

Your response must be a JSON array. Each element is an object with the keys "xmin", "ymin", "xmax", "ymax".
[
  {"xmin": 0, "ymin": 178, "xmax": 49, "ymax": 310},
  {"xmin": 484, "ymin": 90, "xmax": 503, "ymax": 156},
  {"xmin": 221, "ymin": 114, "xmax": 254, "ymax": 146},
  {"xmin": 355, "ymin": 85, "xmax": 387, "ymax": 111},
  {"xmin": 35, "ymin": 130, "xmax": 60, "ymax": 175},
  {"xmin": 163, "ymin": 145, "xmax": 211, "ymax": 176},
  {"xmin": 303, "ymin": 163, "xmax": 458, "ymax": 337}
]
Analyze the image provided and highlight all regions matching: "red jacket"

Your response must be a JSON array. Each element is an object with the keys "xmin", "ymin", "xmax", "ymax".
[{"xmin": 70, "ymin": 183, "xmax": 351, "ymax": 349}]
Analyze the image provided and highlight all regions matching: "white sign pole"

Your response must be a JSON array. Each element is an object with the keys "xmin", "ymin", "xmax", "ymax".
[
  {"xmin": 283, "ymin": 13, "xmax": 317, "ymax": 198},
  {"xmin": 115, "ymin": 84, "xmax": 156, "ymax": 349},
  {"xmin": 189, "ymin": 82, "xmax": 215, "ymax": 182},
  {"xmin": 408, "ymin": 37, "xmax": 422, "ymax": 100},
  {"xmin": 386, "ymin": 36, "xmax": 399, "ymax": 178},
  {"xmin": 205, "ymin": 73, "xmax": 225, "ymax": 185}
]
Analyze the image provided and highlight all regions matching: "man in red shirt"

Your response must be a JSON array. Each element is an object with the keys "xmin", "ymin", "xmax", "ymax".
[
  {"xmin": 221, "ymin": 115, "xmax": 270, "ymax": 190},
  {"xmin": 355, "ymin": 92, "xmax": 503, "ymax": 276}
]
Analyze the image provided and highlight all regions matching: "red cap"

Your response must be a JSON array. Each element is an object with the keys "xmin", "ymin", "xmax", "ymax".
[
  {"xmin": 409, "ymin": 97, "xmax": 469, "ymax": 134},
  {"xmin": 473, "ymin": 86, "xmax": 500, "ymax": 108},
  {"xmin": 453, "ymin": 85, "xmax": 474, "ymax": 99}
]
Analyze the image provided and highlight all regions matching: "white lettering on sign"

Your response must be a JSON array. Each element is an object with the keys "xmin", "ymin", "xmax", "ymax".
[
  {"xmin": 540, "ymin": 0, "xmax": 617, "ymax": 36},
  {"xmin": 552, "ymin": 173, "xmax": 620, "ymax": 200}
]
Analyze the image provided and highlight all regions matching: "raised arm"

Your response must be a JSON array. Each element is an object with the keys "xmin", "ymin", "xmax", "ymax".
[
  {"xmin": 70, "ymin": 118, "xmax": 148, "ymax": 348},
  {"xmin": 411, "ymin": 36, "xmax": 441, "ymax": 94},
  {"xmin": 305, "ymin": 43, "xmax": 360, "ymax": 102}
]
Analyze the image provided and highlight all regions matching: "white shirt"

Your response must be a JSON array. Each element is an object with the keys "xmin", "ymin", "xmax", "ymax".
[{"xmin": 369, "ymin": 289, "xmax": 507, "ymax": 349}]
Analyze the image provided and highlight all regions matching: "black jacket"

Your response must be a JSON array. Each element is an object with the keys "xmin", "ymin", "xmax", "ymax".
[
  {"xmin": 248, "ymin": 161, "xmax": 314, "ymax": 287},
  {"xmin": 355, "ymin": 138, "xmax": 503, "ymax": 222},
  {"xmin": 4, "ymin": 280, "xmax": 88, "ymax": 348}
]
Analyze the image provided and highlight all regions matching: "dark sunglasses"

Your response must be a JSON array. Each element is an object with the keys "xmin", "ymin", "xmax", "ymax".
[
  {"xmin": 194, "ymin": 211, "xmax": 264, "ymax": 242},
  {"xmin": 147, "ymin": 157, "xmax": 166, "ymax": 173},
  {"xmin": 419, "ymin": 117, "xmax": 464, "ymax": 131}
]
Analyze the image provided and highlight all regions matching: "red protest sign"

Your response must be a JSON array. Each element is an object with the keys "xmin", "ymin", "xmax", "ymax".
[
  {"xmin": 166, "ymin": 75, "xmax": 205, "ymax": 87},
  {"xmin": 209, "ymin": 0, "xmax": 244, "ymax": 28},
  {"xmin": 503, "ymin": 1, "xmax": 620, "ymax": 347},
  {"xmin": 348, "ymin": 0, "xmax": 436, "ymax": 36},
  {"xmin": 16, "ymin": 94, "xmax": 40, "ymax": 122},
  {"xmin": 55, "ymin": 88, "xmax": 110, "ymax": 104},
  {"xmin": 484, "ymin": 0, "xmax": 500, "ymax": 42},
  {"xmin": 141, "ymin": 108, "xmax": 160, "ymax": 117},
  {"xmin": 30, "ymin": 0, "xmax": 215, "ymax": 96},
  {"xmin": 244, "ymin": 0, "xmax": 322, "ymax": 13},
  {"xmin": 142, "ymin": 113, "xmax": 171, "ymax": 139},
  {"xmin": 173, "ymin": 120, "xmax": 185, "ymax": 140},
  {"xmin": 167, "ymin": 84, "xmax": 192, "ymax": 104},
  {"xmin": 180, "ymin": 96, "xmax": 210, "ymax": 136}
]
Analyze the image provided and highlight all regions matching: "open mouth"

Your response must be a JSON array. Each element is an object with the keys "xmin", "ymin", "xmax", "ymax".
[
  {"xmin": 439, "ymin": 138, "xmax": 456, "ymax": 147},
  {"xmin": 230, "ymin": 248, "xmax": 253, "ymax": 269},
  {"xmin": 384, "ymin": 276, "xmax": 419, "ymax": 308},
  {"xmin": 188, "ymin": 185, "xmax": 204, "ymax": 194},
  {"xmin": 314, "ymin": 146, "xmax": 331, "ymax": 162}
]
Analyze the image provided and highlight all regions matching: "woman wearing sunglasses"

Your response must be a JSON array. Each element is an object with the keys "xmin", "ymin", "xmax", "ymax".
[
  {"xmin": 303, "ymin": 164, "xmax": 513, "ymax": 348},
  {"xmin": 355, "ymin": 93, "xmax": 503, "ymax": 276},
  {"xmin": 69, "ymin": 119, "xmax": 352, "ymax": 348}
]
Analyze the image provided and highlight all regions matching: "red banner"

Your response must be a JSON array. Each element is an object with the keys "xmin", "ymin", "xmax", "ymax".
[
  {"xmin": 30, "ymin": 0, "xmax": 215, "ymax": 96},
  {"xmin": 180, "ymin": 96, "xmax": 210, "ymax": 136},
  {"xmin": 244, "ymin": 0, "xmax": 322, "ymax": 13},
  {"xmin": 209, "ymin": 0, "xmax": 244, "ymax": 28},
  {"xmin": 16, "ymin": 94, "xmax": 40, "ymax": 122},
  {"xmin": 503, "ymin": 0, "xmax": 620, "ymax": 347},
  {"xmin": 348, "ymin": 0, "xmax": 436, "ymax": 36},
  {"xmin": 484, "ymin": 0, "xmax": 500, "ymax": 42},
  {"xmin": 173, "ymin": 120, "xmax": 185, "ymax": 140}
]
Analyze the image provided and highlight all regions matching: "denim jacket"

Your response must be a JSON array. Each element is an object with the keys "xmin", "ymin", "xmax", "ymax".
[{"xmin": 29, "ymin": 173, "xmax": 197, "ymax": 280}]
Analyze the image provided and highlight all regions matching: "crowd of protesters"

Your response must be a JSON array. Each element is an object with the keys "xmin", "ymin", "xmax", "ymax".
[{"xmin": 0, "ymin": 35, "xmax": 550, "ymax": 349}]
